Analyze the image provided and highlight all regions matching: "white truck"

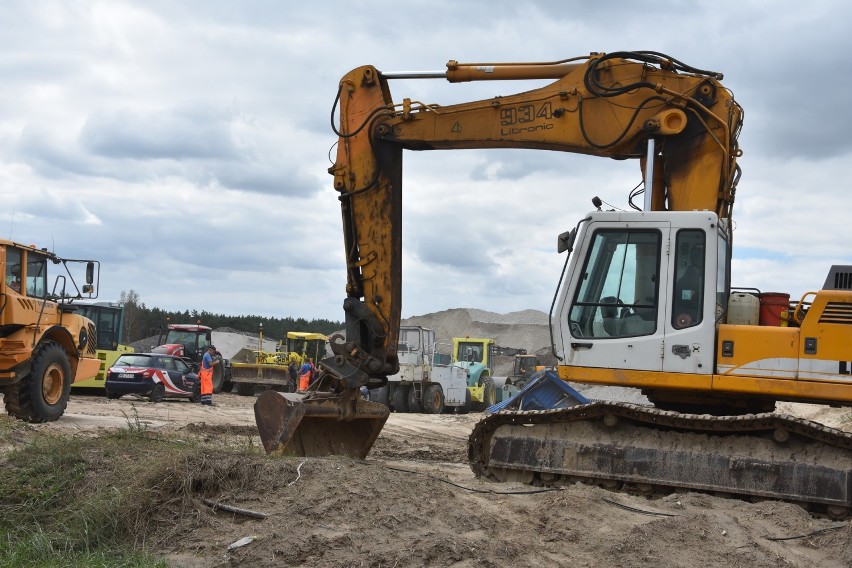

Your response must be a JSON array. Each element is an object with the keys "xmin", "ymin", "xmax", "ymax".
[{"xmin": 369, "ymin": 325, "xmax": 470, "ymax": 414}]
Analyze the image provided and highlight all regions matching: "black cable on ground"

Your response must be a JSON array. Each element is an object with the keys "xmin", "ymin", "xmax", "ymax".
[
  {"xmin": 764, "ymin": 525, "xmax": 846, "ymax": 541},
  {"xmin": 381, "ymin": 464, "xmax": 561, "ymax": 495}
]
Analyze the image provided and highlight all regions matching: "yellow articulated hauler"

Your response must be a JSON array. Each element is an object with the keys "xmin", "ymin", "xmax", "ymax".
[{"xmin": 0, "ymin": 239, "xmax": 101, "ymax": 422}]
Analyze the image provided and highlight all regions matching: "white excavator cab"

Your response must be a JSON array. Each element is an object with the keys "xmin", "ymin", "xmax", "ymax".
[{"xmin": 554, "ymin": 210, "xmax": 726, "ymax": 377}]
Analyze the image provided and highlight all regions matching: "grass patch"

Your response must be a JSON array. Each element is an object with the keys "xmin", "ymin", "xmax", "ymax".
[{"xmin": 0, "ymin": 415, "xmax": 267, "ymax": 567}]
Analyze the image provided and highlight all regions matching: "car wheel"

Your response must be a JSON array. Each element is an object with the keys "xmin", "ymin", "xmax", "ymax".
[
  {"xmin": 190, "ymin": 383, "xmax": 201, "ymax": 403},
  {"xmin": 149, "ymin": 383, "xmax": 165, "ymax": 403}
]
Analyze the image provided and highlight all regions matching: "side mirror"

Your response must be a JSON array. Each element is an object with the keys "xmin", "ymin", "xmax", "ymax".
[
  {"xmin": 557, "ymin": 228, "xmax": 577, "ymax": 254},
  {"xmin": 86, "ymin": 262, "xmax": 95, "ymax": 284}
]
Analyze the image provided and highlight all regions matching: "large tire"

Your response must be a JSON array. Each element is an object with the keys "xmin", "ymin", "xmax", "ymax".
[
  {"xmin": 481, "ymin": 377, "xmax": 496, "ymax": 408},
  {"xmin": 236, "ymin": 382, "xmax": 255, "ymax": 397},
  {"xmin": 3, "ymin": 341, "xmax": 72, "ymax": 423},
  {"xmin": 149, "ymin": 383, "xmax": 165, "ymax": 403},
  {"xmin": 212, "ymin": 362, "xmax": 225, "ymax": 394},
  {"xmin": 471, "ymin": 376, "xmax": 496, "ymax": 412},
  {"xmin": 407, "ymin": 385, "xmax": 424, "ymax": 413},
  {"xmin": 422, "ymin": 384, "xmax": 445, "ymax": 414},
  {"xmin": 370, "ymin": 385, "xmax": 390, "ymax": 408},
  {"xmin": 390, "ymin": 385, "xmax": 409, "ymax": 413}
]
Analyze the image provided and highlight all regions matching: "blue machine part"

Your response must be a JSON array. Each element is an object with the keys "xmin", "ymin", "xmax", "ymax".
[{"xmin": 486, "ymin": 370, "xmax": 589, "ymax": 413}]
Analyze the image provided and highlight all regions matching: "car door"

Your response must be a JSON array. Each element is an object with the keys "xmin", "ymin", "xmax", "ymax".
[
  {"xmin": 158, "ymin": 357, "xmax": 183, "ymax": 390},
  {"xmin": 175, "ymin": 358, "xmax": 194, "ymax": 390}
]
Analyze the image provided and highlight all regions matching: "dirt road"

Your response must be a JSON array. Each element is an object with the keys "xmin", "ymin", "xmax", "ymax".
[{"xmin": 4, "ymin": 391, "xmax": 852, "ymax": 567}]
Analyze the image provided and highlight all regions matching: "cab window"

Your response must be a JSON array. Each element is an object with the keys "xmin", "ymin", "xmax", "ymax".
[
  {"xmin": 458, "ymin": 342, "xmax": 483, "ymax": 362},
  {"xmin": 26, "ymin": 253, "xmax": 48, "ymax": 299},
  {"xmin": 672, "ymin": 230, "xmax": 706, "ymax": 329},
  {"xmin": 5, "ymin": 248, "xmax": 22, "ymax": 293},
  {"xmin": 569, "ymin": 230, "xmax": 661, "ymax": 338},
  {"xmin": 399, "ymin": 329, "xmax": 422, "ymax": 351}
]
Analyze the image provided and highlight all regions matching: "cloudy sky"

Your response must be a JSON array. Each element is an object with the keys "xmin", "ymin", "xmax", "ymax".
[{"xmin": 2, "ymin": 1, "xmax": 851, "ymax": 322}]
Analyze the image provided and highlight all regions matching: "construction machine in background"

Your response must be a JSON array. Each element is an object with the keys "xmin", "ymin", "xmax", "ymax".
[
  {"xmin": 368, "ymin": 325, "xmax": 470, "ymax": 414},
  {"xmin": 451, "ymin": 338, "xmax": 542, "ymax": 408},
  {"xmin": 502, "ymin": 353, "xmax": 545, "ymax": 396},
  {"xmin": 71, "ymin": 301, "xmax": 133, "ymax": 391},
  {"xmin": 231, "ymin": 330, "xmax": 327, "ymax": 396},
  {"xmin": 452, "ymin": 337, "xmax": 496, "ymax": 410},
  {"xmin": 0, "ymin": 239, "xmax": 101, "ymax": 422},
  {"xmin": 254, "ymin": 51, "xmax": 852, "ymax": 516},
  {"xmin": 451, "ymin": 337, "xmax": 529, "ymax": 410},
  {"xmin": 153, "ymin": 322, "xmax": 232, "ymax": 393}
]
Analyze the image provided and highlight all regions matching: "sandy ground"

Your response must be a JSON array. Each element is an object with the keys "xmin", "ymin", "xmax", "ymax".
[{"xmin": 4, "ymin": 390, "xmax": 852, "ymax": 567}]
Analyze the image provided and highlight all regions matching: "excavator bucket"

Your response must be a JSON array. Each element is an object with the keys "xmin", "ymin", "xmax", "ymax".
[{"xmin": 254, "ymin": 389, "xmax": 390, "ymax": 459}]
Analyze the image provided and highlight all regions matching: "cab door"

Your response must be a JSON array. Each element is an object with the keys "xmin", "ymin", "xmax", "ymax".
[
  {"xmin": 661, "ymin": 223, "xmax": 725, "ymax": 375},
  {"xmin": 563, "ymin": 221, "xmax": 669, "ymax": 372}
]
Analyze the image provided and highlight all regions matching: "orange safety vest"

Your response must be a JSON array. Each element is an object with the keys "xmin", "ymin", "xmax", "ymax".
[{"xmin": 199, "ymin": 355, "xmax": 214, "ymax": 396}]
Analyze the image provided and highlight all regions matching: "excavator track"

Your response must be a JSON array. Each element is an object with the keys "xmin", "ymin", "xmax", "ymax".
[{"xmin": 469, "ymin": 402, "xmax": 852, "ymax": 518}]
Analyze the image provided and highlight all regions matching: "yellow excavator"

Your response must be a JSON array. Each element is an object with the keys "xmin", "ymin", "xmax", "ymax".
[{"xmin": 255, "ymin": 51, "xmax": 852, "ymax": 516}]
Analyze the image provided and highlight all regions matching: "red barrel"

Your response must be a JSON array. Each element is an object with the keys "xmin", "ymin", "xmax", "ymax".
[{"xmin": 758, "ymin": 292, "xmax": 790, "ymax": 326}]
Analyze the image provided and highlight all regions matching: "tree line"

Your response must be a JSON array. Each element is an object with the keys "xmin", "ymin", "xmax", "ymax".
[{"xmin": 119, "ymin": 290, "xmax": 343, "ymax": 343}]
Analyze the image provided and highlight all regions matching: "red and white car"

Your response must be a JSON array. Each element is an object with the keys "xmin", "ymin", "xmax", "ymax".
[{"xmin": 106, "ymin": 353, "xmax": 200, "ymax": 403}]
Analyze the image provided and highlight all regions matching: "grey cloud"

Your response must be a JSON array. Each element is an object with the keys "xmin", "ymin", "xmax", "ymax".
[
  {"xmin": 214, "ymin": 162, "xmax": 317, "ymax": 196},
  {"xmin": 79, "ymin": 106, "xmax": 238, "ymax": 160},
  {"xmin": 406, "ymin": 215, "xmax": 498, "ymax": 271},
  {"xmin": 18, "ymin": 114, "xmax": 320, "ymax": 198},
  {"xmin": 17, "ymin": 127, "xmax": 93, "ymax": 179}
]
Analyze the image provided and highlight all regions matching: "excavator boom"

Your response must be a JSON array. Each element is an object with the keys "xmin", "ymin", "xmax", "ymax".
[{"xmin": 325, "ymin": 51, "xmax": 742, "ymax": 389}]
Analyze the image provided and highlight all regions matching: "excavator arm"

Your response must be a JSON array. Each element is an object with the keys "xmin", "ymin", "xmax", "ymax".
[{"xmin": 324, "ymin": 51, "xmax": 743, "ymax": 391}]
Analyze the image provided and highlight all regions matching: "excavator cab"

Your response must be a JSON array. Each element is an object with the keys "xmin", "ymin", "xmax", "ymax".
[{"xmin": 556, "ymin": 210, "xmax": 722, "ymax": 378}]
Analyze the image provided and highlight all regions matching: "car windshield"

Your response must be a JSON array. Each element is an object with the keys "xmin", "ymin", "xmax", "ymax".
[{"xmin": 114, "ymin": 354, "xmax": 156, "ymax": 367}]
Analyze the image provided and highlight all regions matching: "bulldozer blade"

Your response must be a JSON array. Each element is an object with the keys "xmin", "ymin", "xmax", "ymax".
[{"xmin": 254, "ymin": 390, "xmax": 389, "ymax": 459}]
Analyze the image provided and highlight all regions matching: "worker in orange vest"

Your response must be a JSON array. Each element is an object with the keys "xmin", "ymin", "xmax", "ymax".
[
  {"xmin": 198, "ymin": 345, "xmax": 220, "ymax": 406},
  {"xmin": 298, "ymin": 359, "xmax": 314, "ymax": 391}
]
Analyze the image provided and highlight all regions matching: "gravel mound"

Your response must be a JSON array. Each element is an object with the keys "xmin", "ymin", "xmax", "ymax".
[{"xmin": 402, "ymin": 308, "xmax": 551, "ymax": 355}]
